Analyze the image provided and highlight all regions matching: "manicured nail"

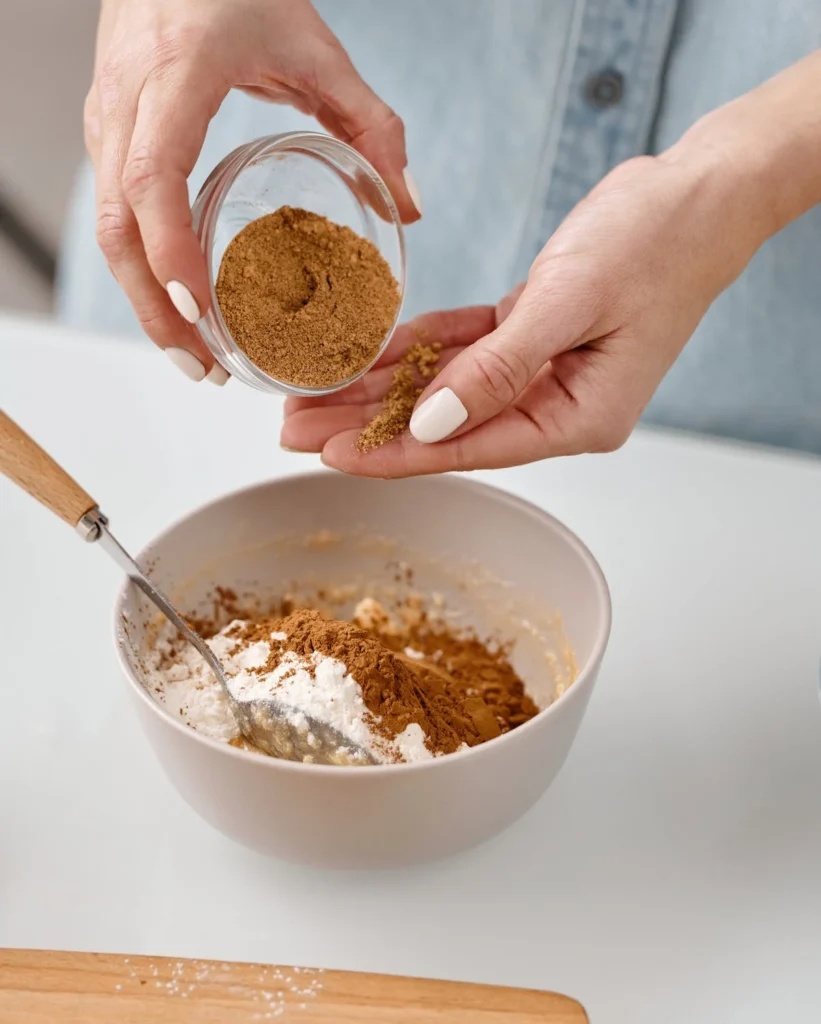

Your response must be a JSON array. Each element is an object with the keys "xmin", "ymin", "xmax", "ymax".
[
  {"xmin": 403, "ymin": 168, "xmax": 422, "ymax": 216},
  {"xmin": 166, "ymin": 280, "xmax": 200, "ymax": 323},
  {"xmin": 165, "ymin": 347, "xmax": 206, "ymax": 382},
  {"xmin": 206, "ymin": 362, "xmax": 230, "ymax": 386},
  {"xmin": 409, "ymin": 387, "xmax": 467, "ymax": 444}
]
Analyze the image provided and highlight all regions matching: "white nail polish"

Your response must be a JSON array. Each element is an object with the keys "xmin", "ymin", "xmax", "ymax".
[
  {"xmin": 410, "ymin": 387, "xmax": 467, "ymax": 444},
  {"xmin": 206, "ymin": 361, "xmax": 230, "ymax": 386},
  {"xmin": 403, "ymin": 168, "xmax": 423, "ymax": 216},
  {"xmin": 166, "ymin": 280, "xmax": 200, "ymax": 323},
  {"xmin": 165, "ymin": 347, "xmax": 206, "ymax": 383}
]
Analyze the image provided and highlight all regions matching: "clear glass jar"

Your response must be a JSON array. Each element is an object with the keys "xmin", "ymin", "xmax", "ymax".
[{"xmin": 191, "ymin": 132, "xmax": 406, "ymax": 396}]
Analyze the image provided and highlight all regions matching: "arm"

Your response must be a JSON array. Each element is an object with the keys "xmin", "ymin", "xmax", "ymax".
[
  {"xmin": 281, "ymin": 50, "xmax": 821, "ymax": 474},
  {"xmin": 668, "ymin": 49, "xmax": 821, "ymax": 249}
]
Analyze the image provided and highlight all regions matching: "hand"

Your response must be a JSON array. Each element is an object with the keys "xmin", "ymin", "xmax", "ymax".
[
  {"xmin": 282, "ymin": 304, "xmax": 503, "ymax": 456},
  {"xmin": 282, "ymin": 153, "xmax": 761, "ymax": 475},
  {"xmin": 85, "ymin": 0, "xmax": 421, "ymax": 382}
]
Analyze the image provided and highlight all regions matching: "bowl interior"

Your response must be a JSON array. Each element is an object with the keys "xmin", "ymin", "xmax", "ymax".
[{"xmin": 118, "ymin": 475, "xmax": 609, "ymax": 725}]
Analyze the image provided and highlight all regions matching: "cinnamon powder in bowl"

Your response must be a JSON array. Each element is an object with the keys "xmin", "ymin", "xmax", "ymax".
[
  {"xmin": 146, "ymin": 600, "xmax": 540, "ymax": 766},
  {"xmin": 215, "ymin": 207, "xmax": 400, "ymax": 389},
  {"xmin": 114, "ymin": 473, "xmax": 611, "ymax": 867},
  {"xmin": 191, "ymin": 132, "xmax": 406, "ymax": 397}
]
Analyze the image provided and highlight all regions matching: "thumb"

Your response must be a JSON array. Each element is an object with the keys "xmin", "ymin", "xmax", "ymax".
[
  {"xmin": 408, "ymin": 282, "xmax": 581, "ymax": 445},
  {"xmin": 495, "ymin": 282, "xmax": 525, "ymax": 325},
  {"xmin": 300, "ymin": 31, "xmax": 421, "ymax": 223}
]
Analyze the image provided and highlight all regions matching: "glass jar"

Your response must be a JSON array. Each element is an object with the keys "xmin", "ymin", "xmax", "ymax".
[{"xmin": 191, "ymin": 132, "xmax": 406, "ymax": 396}]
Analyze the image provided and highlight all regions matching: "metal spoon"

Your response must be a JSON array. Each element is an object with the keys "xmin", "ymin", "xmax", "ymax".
[{"xmin": 0, "ymin": 410, "xmax": 372, "ymax": 765}]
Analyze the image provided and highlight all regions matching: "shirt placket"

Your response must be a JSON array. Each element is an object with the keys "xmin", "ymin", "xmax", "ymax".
[{"xmin": 520, "ymin": 0, "xmax": 679, "ymax": 270}]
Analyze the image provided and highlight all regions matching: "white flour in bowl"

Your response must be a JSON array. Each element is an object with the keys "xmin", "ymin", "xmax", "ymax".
[{"xmin": 142, "ymin": 617, "xmax": 432, "ymax": 763}]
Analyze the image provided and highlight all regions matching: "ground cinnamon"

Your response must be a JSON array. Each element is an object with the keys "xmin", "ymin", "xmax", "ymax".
[
  {"xmin": 233, "ymin": 607, "xmax": 537, "ymax": 757},
  {"xmin": 356, "ymin": 340, "xmax": 442, "ymax": 452},
  {"xmin": 215, "ymin": 207, "xmax": 400, "ymax": 388},
  {"xmin": 391, "ymin": 628, "xmax": 540, "ymax": 731}
]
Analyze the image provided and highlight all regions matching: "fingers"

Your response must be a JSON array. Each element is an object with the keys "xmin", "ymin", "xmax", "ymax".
[
  {"xmin": 283, "ymin": 343, "xmax": 466, "ymax": 416},
  {"xmin": 372, "ymin": 304, "xmax": 496, "ymax": 369},
  {"xmin": 93, "ymin": 45, "xmax": 220, "ymax": 379},
  {"xmin": 341, "ymin": 104, "xmax": 422, "ymax": 224},
  {"xmin": 407, "ymin": 281, "xmax": 590, "ymax": 445},
  {"xmin": 495, "ymin": 282, "xmax": 525, "ymax": 325},
  {"xmin": 281, "ymin": 348, "xmax": 462, "ymax": 451},
  {"xmin": 84, "ymin": 88, "xmax": 102, "ymax": 165},
  {"xmin": 306, "ymin": 348, "xmax": 641, "ymax": 478},
  {"xmin": 84, "ymin": 2, "xmax": 110, "ymax": 165},
  {"xmin": 283, "ymin": 342, "xmax": 637, "ymax": 474},
  {"xmin": 289, "ymin": 355, "xmax": 622, "ymax": 476},
  {"xmin": 317, "ymin": 77, "xmax": 419, "ymax": 223},
  {"xmin": 280, "ymin": 305, "xmax": 498, "ymax": 452},
  {"xmin": 284, "ymin": 306, "xmax": 496, "ymax": 416},
  {"xmin": 282, "ymin": 352, "xmax": 442, "ymax": 416},
  {"xmin": 299, "ymin": 18, "xmax": 421, "ymax": 223},
  {"xmin": 124, "ymin": 68, "xmax": 225, "ymax": 329},
  {"xmin": 319, "ymin": 407, "xmax": 549, "ymax": 477},
  {"xmin": 282, "ymin": 403, "xmax": 377, "ymax": 452}
]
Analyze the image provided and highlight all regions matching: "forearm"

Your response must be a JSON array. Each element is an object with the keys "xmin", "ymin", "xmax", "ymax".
[{"xmin": 663, "ymin": 49, "xmax": 821, "ymax": 254}]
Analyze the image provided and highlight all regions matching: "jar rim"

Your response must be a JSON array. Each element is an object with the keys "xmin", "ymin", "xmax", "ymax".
[{"xmin": 191, "ymin": 132, "xmax": 407, "ymax": 397}]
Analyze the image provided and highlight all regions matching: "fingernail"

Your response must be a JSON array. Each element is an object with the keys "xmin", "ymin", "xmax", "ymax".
[
  {"xmin": 409, "ymin": 387, "xmax": 467, "ymax": 444},
  {"xmin": 166, "ymin": 280, "xmax": 200, "ymax": 323},
  {"xmin": 403, "ymin": 168, "xmax": 423, "ymax": 216},
  {"xmin": 206, "ymin": 361, "xmax": 230, "ymax": 386},
  {"xmin": 165, "ymin": 347, "xmax": 206, "ymax": 383}
]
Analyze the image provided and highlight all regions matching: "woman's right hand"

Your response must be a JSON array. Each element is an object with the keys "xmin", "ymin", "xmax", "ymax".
[{"xmin": 85, "ymin": 0, "xmax": 421, "ymax": 383}]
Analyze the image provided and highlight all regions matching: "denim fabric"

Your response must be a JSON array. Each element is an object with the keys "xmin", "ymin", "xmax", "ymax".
[{"xmin": 58, "ymin": 0, "xmax": 821, "ymax": 453}]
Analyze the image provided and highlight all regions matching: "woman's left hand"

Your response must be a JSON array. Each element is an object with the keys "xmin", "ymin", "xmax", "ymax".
[{"xmin": 282, "ymin": 150, "xmax": 764, "ymax": 475}]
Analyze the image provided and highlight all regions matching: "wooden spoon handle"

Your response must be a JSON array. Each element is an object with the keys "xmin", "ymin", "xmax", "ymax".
[{"xmin": 0, "ymin": 410, "xmax": 97, "ymax": 527}]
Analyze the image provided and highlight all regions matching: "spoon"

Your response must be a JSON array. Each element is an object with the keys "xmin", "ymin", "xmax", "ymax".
[{"xmin": 0, "ymin": 410, "xmax": 372, "ymax": 765}]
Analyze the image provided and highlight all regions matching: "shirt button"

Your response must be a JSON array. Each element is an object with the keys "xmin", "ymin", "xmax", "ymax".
[{"xmin": 585, "ymin": 69, "xmax": 624, "ymax": 109}]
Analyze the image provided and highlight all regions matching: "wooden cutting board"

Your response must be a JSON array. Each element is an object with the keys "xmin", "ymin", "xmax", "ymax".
[{"xmin": 0, "ymin": 949, "xmax": 587, "ymax": 1023}]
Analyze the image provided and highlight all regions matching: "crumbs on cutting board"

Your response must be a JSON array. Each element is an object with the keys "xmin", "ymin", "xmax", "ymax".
[{"xmin": 115, "ymin": 957, "xmax": 325, "ymax": 1019}]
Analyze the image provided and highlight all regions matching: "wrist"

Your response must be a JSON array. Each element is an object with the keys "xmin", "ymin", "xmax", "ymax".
[
  {"xmin": 659, "ymin": 107, "xmax": 776, "ymax": 281},
  {"xmin": 662, "ymin": 50, "xmax": 821, "ymax": 258}
]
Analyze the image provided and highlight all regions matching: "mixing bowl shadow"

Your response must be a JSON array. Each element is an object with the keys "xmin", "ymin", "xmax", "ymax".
[{"xmin": 114, "ymin": 473, "xmax": 611, "ymax": 868}]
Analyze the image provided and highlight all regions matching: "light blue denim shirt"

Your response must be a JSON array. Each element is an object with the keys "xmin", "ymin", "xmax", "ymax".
[{"xmin": 59, "ymin": 0, "xmax": 821, "ymax": 453}]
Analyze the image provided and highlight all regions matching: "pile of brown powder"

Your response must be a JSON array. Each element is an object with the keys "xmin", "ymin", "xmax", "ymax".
[
  {"xmin": 356, "ymin": 340, "xmax": 442, "ymax": 452},
  {"xmin": 230, "ymin": 606, "xmax": 537, "ymax": 758},
  {"xmin": 374, "ymin": 618, "xmax": 540, "ymax": 733},
  {"xmin": 215, "ymin": 207, "xmax": 400, "ymax": 388}
]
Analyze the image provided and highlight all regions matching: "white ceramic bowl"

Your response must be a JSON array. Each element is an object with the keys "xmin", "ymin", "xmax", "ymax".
[{"xmin": 114, "ymin": 473, "xmax": 610, "ymax": 868}]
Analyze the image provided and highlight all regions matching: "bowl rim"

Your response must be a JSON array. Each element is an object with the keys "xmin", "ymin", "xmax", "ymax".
[{"xmin": 113, "ymin": 472, "xmax": 612, "ymax": 776}]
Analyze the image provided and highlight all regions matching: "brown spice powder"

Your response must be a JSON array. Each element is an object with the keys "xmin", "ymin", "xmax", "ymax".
[
  {"xmin": 362, "ymin": 597, "xmax": 539, "ymax": 731},
  {"xmin": 357, "ymin": 341, "xmax": 442, "ymax": 452},
  {"xmin": 383, "ymin": 627, "xmax": 540, "ymax": 732},
  {"xmin": 232, "ymin": 607, "xmax": 537, "ymax": 759},
  {"xmin": 215, "ymin": 207, "xmax": 400, "ymax": 388}
]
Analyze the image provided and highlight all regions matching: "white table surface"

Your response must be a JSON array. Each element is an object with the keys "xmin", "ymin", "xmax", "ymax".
[{"xmin": 1, "ymin": 314, "xmax": 820, "ymax": 1023}]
